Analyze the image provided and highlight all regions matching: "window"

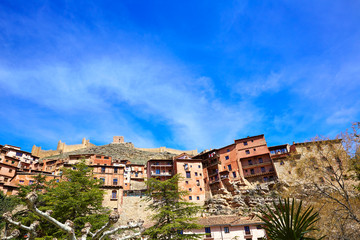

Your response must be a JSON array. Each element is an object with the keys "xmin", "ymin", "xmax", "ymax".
[
  {"xmin": 225, "ymin": 156, "xmax": 229, "ymax": 160},
  {"xmin": 256, "ymin": 225, "xmax": 262, "ymax": 229},
  {"xmin": 56, "ymin": 179, "xmax": 59, "ymax": 183},
  {"xmin": 135, "ymin": 172, "xmax": 139, "ymax": 177},
  {"xmin": 253, "ymin": 148, "xmax": 256, "ymax": 151},
  {"xmin": 9, "ymin": 169, "xmax": 12, "ymax": 173},
  {"xmin": 248, "ymin": 160, "xmax": 253, "ymax": 165},
  {"xmin": 189, "ymin": 196, "xmax": 192, "ymax": 200},
  {"xmin": 205, "ymin": 227, "xmax": 211, "ymax": 237},
  {"xmin": 198, "ymin": 165, "xmax": 201, "ymax": 168},
  {"xmin": 19, "ymin": 180, "xmax": 24, "ymax": 183},
  {"xmin": 197, "ymin": 196, "xmax": 200, "ymax": 200},
  {"xmin": 261, "ymin": 167, "xmax": 266, "ymax": 173},
  {"xmin": 104, "ymin": 156, "xmax": 109, "ymax": 159},
  {"xmin": 186, "ymin": 171, "xmax": 191, "ymax": 178},
  {"xmin": 227, "ymin": 149, "xmax": 230, "ymax": 152},
  {"xmin": 112, "ymin": 190, "xmax": 117, "ymax": 199},
  {"xmin": 280, "ymin": 161, "xmax": 284, "ymax": 165},
  {"xmin": 264, "ymin": 177, "xmax": 268, "ymax": 182},
  {"xmin": 224, "ymin": 227, "xmax": 230, "ymax": 233},
  {"xmin": 11, "ymin": 160, "xmax": 15, "ymax": 164},
  {"xmin": 29, "ymin": 180, "xmax": 34, "ymax": 185},
  {"xmin": 245, "ymin": 150, "xmax": 250, "ymax": 154},
  {"xmin": 244, "ymin": 226, "xmax": 250, "ymax": 235},
  {"xmin": 16, "ymin": 152, "xmax": 22, "ymax": 157},
  {"xmin": 156, "ymin": 169, "xmax": 160, "ymax": 174},
  {"xmin": 200, "ymin": 188, "xmax": 203, "ymax": 191},
  {"xmin": 250, "ymin": 169, "xmax": 255, "ymax": 174},
  {"xmin": 232, "ymin": 172, "xmax": 236, "ymax": 178},
  {"xmin": 196, "ymin": 180, "xmax": 200, "ymax": 186},
  {"xmin": 185, "ymin": 181, "xmax": 189, "ymax": 184},
  {"xmin": 114, "ymin": 168, "xmax": 118, "ymax": 173},
  {"xmin": 227, "ymin": 164, "xmax": 232, "ymax": 171},
  {"xmin": 113, "ymin": 179, "xmax": 118, "ymax": 185},
  {"xmin": 101, "ymin": 167, "xmax": 106, "ymax": 173},
  {"xmin": 199, "ymin": 173, "xmax": 202, "ymax": 176},
  {"xmin": 177, "ymin": 230, "xmax": 183, "ymax": 234},
  {"xmin": 189, "ymin": 188, "xmax": 192, "ymax": 192},
  {"xmin": 258, "ymin": 158, "xmax": 263, "ymax": 163},
  {"xmin": 195, "ymin": 172, "xmax": 198, "ymax": 176},
  {"xmin": 244, "ymin": 141, "xmax": 248, "ymax": 146},
  {"xmin": 100, "ymin": 178, "xmax": 105, "ymax": 183}
]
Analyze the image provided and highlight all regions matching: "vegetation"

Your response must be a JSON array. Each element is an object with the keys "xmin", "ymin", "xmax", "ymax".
[
  {"xmin": 143, "ymin": 174, "xmax": 203, "ymax": 240},
  {"xmin": 4, "ymin": 160, "xmax": 110, "ymax": 239},
  {"xmin": 282, "ymin": 122, "xmax": 360, "ymax": 239},
  {"xmin": 259, "ymin": 198, "xmax": 323, "ymax": 240}
]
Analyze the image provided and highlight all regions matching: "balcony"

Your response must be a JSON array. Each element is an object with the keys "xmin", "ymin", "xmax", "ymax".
[
  {"xmin": 244, "ymin": 169, "xmax": 275, "ymax": 178},
  {"xmin": 150, "ymin": 172, "xmax": 172, "ymax": 176},
  {"xmin": 241, "ymin": 161, "xmax": 272, "ymax": 169}
]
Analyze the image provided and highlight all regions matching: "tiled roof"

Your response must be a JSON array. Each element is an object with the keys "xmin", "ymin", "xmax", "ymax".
[{"xmin": 197, "ymin": 215, "xmax": 263, "ymax": 226}]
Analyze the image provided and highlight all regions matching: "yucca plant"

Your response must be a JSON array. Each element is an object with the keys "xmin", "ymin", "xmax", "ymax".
[{"xmin": 259, "ymin": 198, "xmax": 325, "ymax": 240}]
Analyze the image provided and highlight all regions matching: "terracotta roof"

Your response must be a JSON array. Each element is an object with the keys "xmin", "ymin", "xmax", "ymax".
[{"xmin": 196, "ymin": 215, "xmax": 263, "ymax": 226}]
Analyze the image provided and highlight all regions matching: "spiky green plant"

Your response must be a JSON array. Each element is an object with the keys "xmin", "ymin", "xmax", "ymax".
[{"xmin": 259, "ymin": 198, "xmax": 324, "ymax": 240}]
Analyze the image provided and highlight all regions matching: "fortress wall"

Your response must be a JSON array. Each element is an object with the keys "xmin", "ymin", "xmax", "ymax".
[
  {"xmin": 135, "ymin": 147, "xmax": 197, "ymax": 156},
  {"xmin": 120, "ymin": 196, "xmax": 153, "ymax": 224},
  {"xmin": 32, "ymin": 138, "xmax": 95, "ymax": 158}
]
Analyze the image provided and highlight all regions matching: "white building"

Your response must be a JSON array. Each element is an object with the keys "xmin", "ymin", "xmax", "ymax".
[{"xmin": 187, "ymin": 215, "xmax": 266, "ymax": 240}]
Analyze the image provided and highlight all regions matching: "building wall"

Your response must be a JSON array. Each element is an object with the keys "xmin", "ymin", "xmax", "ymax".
[
  {"xmin": 175, "ymin": 160, "xmax": 205, "ymax": 205},
  {"xmin": 102, "ymin": 188, "xmax": 123, "ymax": 212},
  {"xmin": 187, "ymin": 225, "xmax": 266, "ymax": 240}
]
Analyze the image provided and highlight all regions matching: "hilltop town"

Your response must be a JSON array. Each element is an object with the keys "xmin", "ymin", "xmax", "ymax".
[{"xmin": 0, "ymin": 134, "xmax": 348, "ymax": 239}]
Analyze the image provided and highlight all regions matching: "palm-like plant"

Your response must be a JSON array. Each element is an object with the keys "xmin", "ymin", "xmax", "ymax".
[{"xmin": 259, "ymin": 198, "xmax": 325, "ymax": 240}]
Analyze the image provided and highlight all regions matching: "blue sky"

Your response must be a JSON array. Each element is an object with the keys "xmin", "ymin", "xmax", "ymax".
[{"xmin": 0, "ymin": 1, "xmax": 359, "ymax": 152}]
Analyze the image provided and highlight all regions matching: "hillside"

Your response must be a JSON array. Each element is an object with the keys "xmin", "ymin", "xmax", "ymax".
[{"xmin": 43, "ymin": 142, "xmax": 176, "ymax": 164}]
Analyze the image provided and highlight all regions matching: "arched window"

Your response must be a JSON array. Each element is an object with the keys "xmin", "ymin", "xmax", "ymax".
[{"xmin": 112, "ymin": 190, "xmax": 117, "ymax": 199}]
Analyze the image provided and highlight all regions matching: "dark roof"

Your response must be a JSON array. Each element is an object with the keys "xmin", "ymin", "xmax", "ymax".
[
  {"xmin": 235, "ymin": 134, "xmax": 264, "ymax": 142},
  {"xmin": 268, "ymin": 144, "xmax": 288, "ymax": 150}
]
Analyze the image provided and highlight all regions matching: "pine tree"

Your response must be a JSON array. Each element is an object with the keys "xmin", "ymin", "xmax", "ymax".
[{"xmin": 143, "ymin": 174, "xmax": 203, "ymax": 240}]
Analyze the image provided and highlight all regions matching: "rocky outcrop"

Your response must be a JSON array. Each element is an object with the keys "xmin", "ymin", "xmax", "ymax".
[{"xmin": 204, "ymin": 181, "xmax": 281, "ymax": 217}]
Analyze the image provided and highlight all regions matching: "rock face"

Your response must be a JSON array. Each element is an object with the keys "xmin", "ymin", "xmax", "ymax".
[
  {"xmin": 43, "ymin": 143, "xmax": 176, "ymax": 164},
  {"xmin": 204, "ymin": 180, "xmax": 280, "ymax": 217}
]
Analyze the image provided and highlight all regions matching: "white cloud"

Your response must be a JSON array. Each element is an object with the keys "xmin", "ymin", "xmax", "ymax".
[{"xmin": 0, "ymin": 54, "xmax": 259, "ymax": 151}]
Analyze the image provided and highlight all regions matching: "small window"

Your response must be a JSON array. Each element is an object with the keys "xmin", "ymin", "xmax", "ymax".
[
  {"xmin": 156, "ymin": 169, "xmax": 160, "ymax": 174},
  {"xmin": 101, "ymin": 167, "xmax": 106, "ymax": 173},
  {"xmin": 200, "ymin": 188, "xmax": 203, "ymax": 191},
  {"xmin": 250, "ymin": 169, "xmax": 255, "ymax": 174},
  {"xmin": 11, "ymin": 161, "xmax": 15, "ymax": 164},
  {"xmin": 112, "ymin": 190, "xmax": 117, "ymax": 199},
  {"xmin": 113, "ymin": 179, "xmax": 118, "ymax": 185},
  {"xmin": 198, "ymin": 165, "xmax": 201, "ymax": 168},
  {"xmin": 185, "ymin": 181, "xmax": 189, "ymax": 184},
  {"xmin": 256, "ymin": 225, "xmax": 262, "ymax": 229},
  {"xmin": 19, "ymin": 180, "xmax": 24, "ymax": 183},
  {"xmin": 186, "ymin": 171, "xmax": 191, "ymax": 178},
  {"xmin": 224, "ymin": 227, "xmax": 230, "ymax": 233},
  {"xmin": 258, "ymin": 158, "xmax": 263, "ymax": 163},
  {"xmin": 9, "ymin": 169, "xmax": 12, "ymax": 173},
  {"xmin": 197, "ymin": 196, "xmax": 200, "ymax": 200},
  {"xmin": 114, "ymin": 168, "xmax": 118, "ymax": 173},
  {"xmin": 189, "ymin": 188, "xmax": 192, "ymax": 192},
  {"xmin": 244, "ymin": 226, "xmax": 250, "ymax": 234},
  {"xmin": 227, "ymin": 164, "xmax": 232, "ymax": 171},
  {"xmin": 253, "ymin": 148, "xmax": 256, "ymax": 151},
  {"xmin": 244, "ymin": 141, "xmax": 248, "ymax": 146},
  {"xmin": 248, "ymin": 160, "xmax": 253, "ymax": 165},
  {"xmin": 195, "ymin": 172, "xmax": 198, "ymax": 176},
  {"xmin": 232, "ymin": 172, "xmax": 236, "ymax": 178},
  {"xmin": 227, "ymin": 149, "xmax": 230, "ymax": 152},
  {"xmin": 189, "ymin": 196, "xmax": 192, "ymax": 200},
  {"xmin": 29, "ymin": 180, "xmax": 34, "ymax": 185},
  {"xmin": 199, "ymin": 173, "xmax": 202, "ymax": 176},
  {"xmin": 261, "ymin": 167, "xmax": 266, "ymax": 173},
  {"xmin": 225, "ymin": 156, "xmax": 229, "ymax": 160},
  {"xmin": 100, "ymin": 178, "xmax": 105, "ymax": 183},
  {"xmin": 245, "ymin": 150, "xmax": 250, "ymax": 154}
]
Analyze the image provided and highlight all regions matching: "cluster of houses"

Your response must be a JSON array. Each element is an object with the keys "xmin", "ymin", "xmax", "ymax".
[{"xmin": 0, "ymin": 134, "xmax": 341, "ymax": 240}]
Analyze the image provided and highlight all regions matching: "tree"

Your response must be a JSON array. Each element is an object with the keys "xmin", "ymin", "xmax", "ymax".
[
  {"xmin": 259, "ymin": 198, "xmax": 323, "ymax": 240},
  {"xmin": 2, "ymin": 191, "xmax": 144, "ymax": 240},
  {"xmin": 281, "ymin": 122, "xmax": 360, "ymax": 239},
  {"xmin": 2, "ymin": 160, "xmax": 144, "ymax": 239},
  {"xmin": 143, "ymin": 174, "xmax": 203, "ymax": 240},
  {"xmin": 0, "ymin": 192, "xmax": 18, "ymax": 233}
]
